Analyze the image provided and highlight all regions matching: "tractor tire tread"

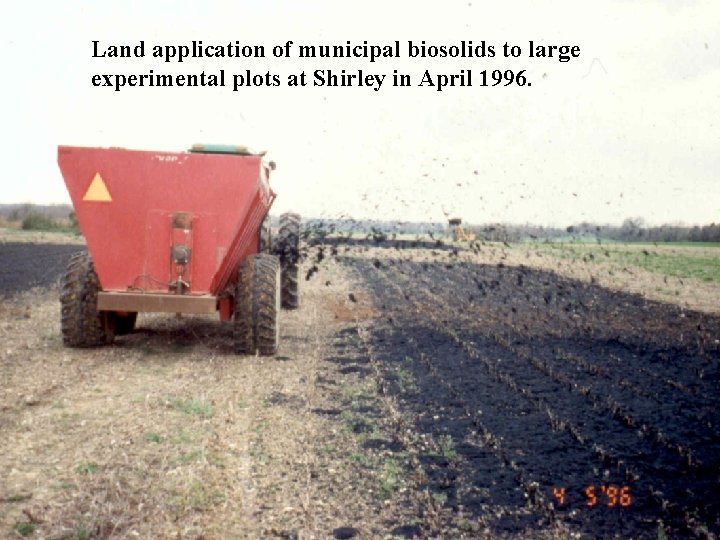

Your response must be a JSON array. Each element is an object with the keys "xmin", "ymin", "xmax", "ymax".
[
  {"xmin": 60, "ymin": 251, "xmax": 114, "ymax": 347},
  {"xmin": 234, "ymin": 259, "xmax": 255, "ymax": 354},
  {"xmin": 274, "ymin": 212, "xmax": 301, "ymax": 309},
  {"xmin": 234, "ymin": 253, "xmax": 280, "ymax": 356}
]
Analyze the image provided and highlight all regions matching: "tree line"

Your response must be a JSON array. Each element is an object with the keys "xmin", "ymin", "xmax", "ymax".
[{"xmin": 466, "ymin": 218, "xmax": 720, "ymax": 243}]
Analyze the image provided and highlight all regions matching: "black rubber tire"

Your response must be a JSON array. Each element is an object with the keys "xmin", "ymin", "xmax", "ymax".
[
  {"xmin": 274, "ymin": 212, "xmax": 301, "ymax": 309},
  {"xmin": 259, "ymin": 213, "xmax": 272, "ymax": 253},
  {"xmin": 60, "ymin": 252, "xmax": 115, "ymax": 347},
  {"xmin": 114, "ymin": 312, "xmax": 137, "ymax": 336},
  {"xmin": 234, "ymin": 254, "xmax": 280, "ymax": 356}
]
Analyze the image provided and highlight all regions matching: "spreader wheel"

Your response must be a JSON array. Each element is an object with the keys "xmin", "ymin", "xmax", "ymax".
[
  {"xmin": 274, "ymin": 212, "xmax": 301, "ymax": 309},
  {"xmin": 60, "ymin": 252, "xmax": 115, "ymax": 347},
  {"xmin": 234, "ymin": 253, "xmax": 281, "ymax": 356}
]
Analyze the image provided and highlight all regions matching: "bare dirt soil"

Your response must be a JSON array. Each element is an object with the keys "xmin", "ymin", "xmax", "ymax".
[{"xmin": 1, "ymin": 239, "xmax": 719, "ymax": 539}]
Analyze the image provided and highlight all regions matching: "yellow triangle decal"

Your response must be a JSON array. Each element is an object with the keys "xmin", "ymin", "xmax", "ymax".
[{"xmin": 83, "ymin": 173, "xmax": 112, "ymax": 202}]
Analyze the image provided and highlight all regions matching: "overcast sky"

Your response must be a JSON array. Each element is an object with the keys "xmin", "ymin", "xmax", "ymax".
[{"xmin": 1, "ymin": 0, "xmax": 718, "ymax": 226}]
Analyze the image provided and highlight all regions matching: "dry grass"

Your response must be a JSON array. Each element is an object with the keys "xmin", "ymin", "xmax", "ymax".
[
  {"xmin": 0, "ymin": 228, "xmax": 84, "ymax": 245},
  {"xmin": 0, "ymin": 257, "xmax": 418, "ymax": 539}
]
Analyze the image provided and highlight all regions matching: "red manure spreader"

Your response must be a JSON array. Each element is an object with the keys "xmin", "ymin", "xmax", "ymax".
[{"xmin": 57, "ymin": 144, "xmax": 300, "ymax": 356}]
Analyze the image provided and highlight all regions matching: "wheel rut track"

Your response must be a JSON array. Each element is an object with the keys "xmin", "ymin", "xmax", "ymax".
[{"xmin": 344, "ymin": 257, "xmax": 720, "ymax": 539}]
